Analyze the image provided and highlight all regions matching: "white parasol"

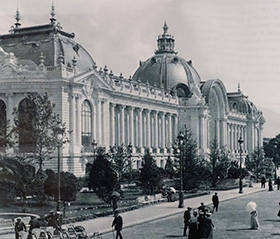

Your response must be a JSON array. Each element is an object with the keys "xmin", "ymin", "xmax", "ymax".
[
  {"xmin": 169, "ymin": 187, "xmax": 176, "ymax": 193},
  {"xmin": 246, "ymin": 201, "xmax": 257, "ymax": 213}
]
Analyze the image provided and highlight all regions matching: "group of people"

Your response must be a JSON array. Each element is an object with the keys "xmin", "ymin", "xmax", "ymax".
[
  {"xmin": 261, "ymin": 176, "xmax": 280, "ymax": 191},
  {"xmin": 183, "ymin": 203, "xmax": 215, "ymax": 239},
  {"xmin": 14, "ymin": 210, "xmax": 62, "ymax": 239}
]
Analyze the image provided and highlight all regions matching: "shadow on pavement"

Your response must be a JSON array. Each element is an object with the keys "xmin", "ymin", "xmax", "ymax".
[
  {"xmin": 164, "ymin": 235, "xmax": 185, "ymax": 238},
  {"xmin": 271, "ymin": 233, "xmax": 280, "ymax": 236},
  {"xmin": 226, "ymin": 228, "xmax": 252, "ymax": 231},
  {"xmin": 264, "ymin": 219, "xmax": 280, "ymax": 222}
]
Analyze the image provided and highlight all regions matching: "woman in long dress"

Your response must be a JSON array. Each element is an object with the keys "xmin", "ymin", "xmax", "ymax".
[
  {"xmin": 189, "ymin": 211, "xmax": 200, "ymax": 239},
  {"xmin": 250, "ymin": 210, "xmax": 259, "ymax": 230}
]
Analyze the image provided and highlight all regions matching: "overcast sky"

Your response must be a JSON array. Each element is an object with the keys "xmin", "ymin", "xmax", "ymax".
[{"xmin": 0, "ymin": 0, "xmax": 279, "ymax": 137}]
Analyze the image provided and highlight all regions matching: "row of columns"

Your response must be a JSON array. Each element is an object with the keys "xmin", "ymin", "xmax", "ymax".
[
  {"xmin": 110, "ymin": 103, "xmax": 178, "ymax": 150},
  {"xmin": 227, "ymin": 123, "xmax": 247, "ymax": 151}
]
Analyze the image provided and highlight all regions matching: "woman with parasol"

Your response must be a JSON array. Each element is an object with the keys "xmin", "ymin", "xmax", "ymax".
[{"xmin": 246, "ymin": 201, "xmax": 259, "ymax": 230}]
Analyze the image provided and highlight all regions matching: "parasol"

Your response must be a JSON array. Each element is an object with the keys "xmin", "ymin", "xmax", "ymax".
[
  {"xmin": 246, "ymin": 201, "xmax": 257, "ymax": 213},
  {"xmin": 169, "ymin": 187, "xmax": 176, "ymax": 193}
]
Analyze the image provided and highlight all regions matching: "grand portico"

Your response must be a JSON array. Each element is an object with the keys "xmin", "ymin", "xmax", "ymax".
[{"xmin": 0, "ymin": 8, "xmax": 265, "ymax": 176}]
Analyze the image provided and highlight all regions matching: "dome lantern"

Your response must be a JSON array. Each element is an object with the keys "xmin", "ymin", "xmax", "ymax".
[{"xmin": 155, "ymin": 21, "xmax": 175, "ymax": 54}]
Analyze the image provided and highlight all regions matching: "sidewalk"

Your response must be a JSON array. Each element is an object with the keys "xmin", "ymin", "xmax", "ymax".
[{"xmin": 73, "ymin": 183, "xmax": 266, "ymax": 237}]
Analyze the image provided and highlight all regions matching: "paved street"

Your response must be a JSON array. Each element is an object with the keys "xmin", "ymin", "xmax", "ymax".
[{"xmin": 100, "ymin": 188, "xmax": 280, "ymax": 239}]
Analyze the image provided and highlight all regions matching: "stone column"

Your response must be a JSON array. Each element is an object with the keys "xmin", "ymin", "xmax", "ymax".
[
  {"xmin": 167, "ymin": 113, "xmax": 172, "ymax": 148},
  {"xmin": 97, "ymin": 99, "xmax": 102, "ymax": 144},
  {"xmin": 146, "ymin": 109, "xmax": 151, "ymax": 148},
  {"xmin": 174, "ymin": 114, "xmax": 178, "ymax": 140},
  {"xmin": 110, "ymin": 103, "xmax": 116, "ymax": 146},
  {"xmin": 161, "ymin": 113, "xmax": 165, "ymax": 149},
  {"xmin": 6, "ymin": 93, "xmax": 14, "ymax": 133},
  {"xmin": 70, "ymin": 94, "xmax": 76, "ymax": 153},
  {"xmin": 138, "ymin": 108, "xmax": 143, "ymax": 148},
  {"xmin": 129, "ymin": 107, "xmax": 135, "ymax": 146},
  {"xmin": 154, "ymin": 111, "xmax": 158, "ymax": 149},
  {"xmin": 76, "ymin": 95, "xmax": 82, "ymax": 146},
  {"xmin": 119, "ymin": 105, "xmax": 125, "ymax": 144}
]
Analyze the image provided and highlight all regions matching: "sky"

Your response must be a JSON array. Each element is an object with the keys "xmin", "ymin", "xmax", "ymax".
[{"xmin": 0, "ymin": 0, "xmax": 279, "ymax": 137}]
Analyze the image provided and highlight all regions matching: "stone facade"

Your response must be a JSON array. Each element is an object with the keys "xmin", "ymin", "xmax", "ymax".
[{"xmin": 0, "ymin": 10, "xmax": 265, "ymax": 176}]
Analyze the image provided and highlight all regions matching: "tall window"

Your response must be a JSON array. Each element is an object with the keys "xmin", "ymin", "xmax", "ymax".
[
  {"xmin": 81, "ymin": 100, "xmax": 92, "ymax": 152},
  {"xmin": 0, "ymin": 100, "xmax": 7, "ymax": 152},
  {"xmin": 18, "ymin": 98, "xmax": 36, "ymax": 153}
]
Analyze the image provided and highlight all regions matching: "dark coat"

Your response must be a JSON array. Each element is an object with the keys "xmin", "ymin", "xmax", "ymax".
[
  {"xmin": 15, "ymin": 221, "xmax": 26, "ymax": 233},
  {"xmin": 212, "ymin": 195, "xmax": 219, "ymax": 205},
  {"xmin": 184, "ymin": 210, "xmax": 191, "ymax": 224},
  {"xmin": 112, "ymin": 215, "xmax": 123, "ymax": 231}
]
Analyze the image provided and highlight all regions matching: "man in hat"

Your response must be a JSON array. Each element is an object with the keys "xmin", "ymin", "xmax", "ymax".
[
  {"xmin": 212, "ymin": 192, "xmax": 219, "ymax": 212},
  {"xmin": 112, "ymin": 210, "xmax": 123, "ymax": 239},
  {"xmin": 183, "ymin": 207, "xmax": 192, "ymax": 236},
  {"xmin": 15, "ymin": 217, "xmax": 27, "ymax": 239},
  {"xmin": 46, "ymin": 210, "xmax": 58, "ymax": 228}
]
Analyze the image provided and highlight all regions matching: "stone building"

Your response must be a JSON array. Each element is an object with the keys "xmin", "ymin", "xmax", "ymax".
[{"xmin": 0, "ymin": 8, "xmax": 265, "ymax": 176}]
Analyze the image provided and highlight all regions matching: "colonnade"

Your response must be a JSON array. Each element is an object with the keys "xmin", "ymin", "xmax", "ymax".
[
  {"xmin": 227, "ymin": 123, "xmax": 247, "ymax": 152},
  {"xmin": 110, "ymin": 103, "xmax": 178, "ymax": 152}
]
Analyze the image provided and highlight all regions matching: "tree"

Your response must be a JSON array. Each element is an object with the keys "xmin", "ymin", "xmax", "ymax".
[
  {"xmin": 246, "ymin": 147, "xmax": 266, "ymax": 179},
  {"xmin": 12, "ymin": 92, "xmax": 68, "ymax": 171},
  {"xmin": 209, "ymin": 138, "xmax": 219, "ymax": 187},
  {"xmin": 140, "ymin": 150, "xmax": 164, "ymax": 195},
  {"xmin": 173, "ymin": 128, "xmax": 203, "ymax": 190},
  {"xmin": 165, "ymin": 156, "xmax": 176, "ymax": 179},
  {"xmin": 44, "ymin": 169, "xmax": 82, "ymax": 213},
  {"xmin": 216, "ymin": 147, "xmax": 231, "ymax": 179},
  {"xmin": 88, "ymin": 148, "xmax": 118, "ymax": 204}
]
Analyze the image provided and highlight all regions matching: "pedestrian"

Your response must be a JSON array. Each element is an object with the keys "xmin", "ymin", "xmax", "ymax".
[
  {"xmin": 261, "ymin": 176, "xmax": 266, "ymax": 188},
  {"xmin": 277, "ymin": 177, "xmax": 280, "ymax": 190},
  {"xmin": 45, "ymin": 210, "xmax": 58, "ymax": 228},
  {"xmin": 212, "ymin": 192, "xmax": 219, "ymax": 212},
  {"xmin": 250, "ymin": 209, "xmax": 259, "ymax": 230},
  {"xmin": 112, "ymin": 210, "xmax": 123, "ymax": 239},
  {"xmin": 15, "ymin": 217, "xmax": 27, "ymax": 239},
  {"xmin": 277, "ymin": 202, "xmax": 280, "ymax": 218},
  {"xmin": 269, "ymin": 179, "xmax": 273, "ymax": 191},
  {"xmin": 28, "ymin": 217, "xmax": 40, "ymax": 232},
  {"xmin": 201, "ymin": 212, "xmax": 215, "ymax": 239},
  {"xmin": 183, "ymin": 207, "xmax": 192, "ymax": 236},
  {"xmin": 188, "ymin": 210, "xmax": 199, "ymax": 239},
  {"xmin": 198, "ymin": 202, "xmax": 206, "ymax": 213}
]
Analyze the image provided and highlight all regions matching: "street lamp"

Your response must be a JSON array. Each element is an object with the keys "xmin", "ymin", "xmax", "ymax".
[
  {"xmin": 127, "ymin": 143, "xmax": 133, "ymax": 185},
  {"xmin": 54, "ymin": 126, "xmax": 65, "ymax": 212},
  {"xmin": 238, "ymin": 137, "xmax": 244, "ymax": 194},
  {"xmin": 178, "ymin": 131, "xmax": 184, "ymax": 208},
  {"xmin": 92, "ymin": 139, "xmax": 97, "ymax": 160},
  {"xmin": 274, "ymin": 142, "xmax": 278, "ymax": 183}
]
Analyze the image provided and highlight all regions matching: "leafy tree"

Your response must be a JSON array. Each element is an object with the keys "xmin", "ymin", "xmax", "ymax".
[
  {"xmin": 173, "ymin": 128, "xmax": 203, "ymax": 190},
  {"xmin": 140, "ymin": 150, "xmax": 164, "ymax": 195},
  {"xmin": 216, "ymin": 147, "xmax": 231, "ymax": 179},
  {"xmin": 44, "ymin": 169, "xmax": 82, "ymax": 211},
  {"xmin": 227, "ymin": 160, "xmax": 240, "ymax": 179},
  {"xmin": 88, "ymin": 148, "xmax": 118, "ymax": 204},
  {"xmin": 12, "ymin": 92, "xmax": 68, "ymax": 171},
  {"xmin": 108, "ymin": 144, "xmax": 133, "ymax": 184},
  {"xmin": 246, "ymin": 147, "xmax": 266, "ymax": 179},
  {"xmin": 0, "ymin": 179, "xmax": 17, "ymax": 205}
]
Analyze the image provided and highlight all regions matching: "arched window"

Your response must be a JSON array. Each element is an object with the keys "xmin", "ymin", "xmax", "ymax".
[
  {"xmin": 0, "ymin": 100, "xmax": 7, "ymax": 152},
  {"xmin": 18, "ymin": 98, "xmax": 36, "ymax": 153},
  {"xmin": 81, "ymin": 100, "xmax": 92, "ymax": 152}
]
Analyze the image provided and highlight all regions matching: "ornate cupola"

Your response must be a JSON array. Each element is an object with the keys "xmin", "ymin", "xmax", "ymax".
[{"xmin": 155, "ymin": 21, "xmax": 175, "ymax": 54}]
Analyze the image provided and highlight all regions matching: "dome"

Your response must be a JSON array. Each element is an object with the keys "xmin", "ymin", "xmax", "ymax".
[
  {"xmin": 132, "ymin": 22, "xmax": 201, "ymax": 96},
  {"xmin": 0, "ymin": 8, "xmax": 95, "ymax": 73}
]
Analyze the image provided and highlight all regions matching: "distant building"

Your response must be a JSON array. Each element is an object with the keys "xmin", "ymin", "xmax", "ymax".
[{"xmin": 0, "ymin": 7, "xmax": 265, "ymax": 176}]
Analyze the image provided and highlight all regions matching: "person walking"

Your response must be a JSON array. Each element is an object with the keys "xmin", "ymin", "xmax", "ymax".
[
  {"xmin": 112, "ymin": 210, "xmax": 123, "ymax": 239},
  {"xmin": 277, "ymin": 177, "xmax": 280, "ymax": 190},
  {"xmin": 183, "ymin": 207, "xmax": 192, "ymax": 236},
  {"xmin": 201, "ymin": 212, "xmax": 215, "ymax": 239},
  {"xmin": 212, "ymin": 192, "xmax": 219, "ymax": 213},
  {"xmin": 188, "ymin": 210, "xmax": 200, "ymax": 239},
  {"xmin": 269, "ymin": 179, "xmax": 273, "ymax": 191},
  {"xmin": 45, "ymin": 210, "xmax": 58, "ymax": 228},
  {"xmin": 28, "ymin": 217, "xmax": 40, "ymax": 232},
  {"xmin": 15, "ymin": 217, "xmax": 27, "ymax": 239},
  {"xmin": 261, "ymin": 176, "xmax": 266, "ymax": 188},
  {"xmin": 250, "ymin": 210, "xmax": 259, "ymax": 230}
]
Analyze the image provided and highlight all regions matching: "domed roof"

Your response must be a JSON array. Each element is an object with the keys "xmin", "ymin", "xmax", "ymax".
[
  {"xmin": 132, "ymin": 22, "xmax": 201, "ymax": 92},
  {"xmin": 0, "ymin": 7, "xmax": 95, "ymax": 73}
]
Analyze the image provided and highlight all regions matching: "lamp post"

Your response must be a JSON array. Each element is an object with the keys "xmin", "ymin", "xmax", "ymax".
[
  {"xmin": 54, "ymin": 126, "xmax": 64, "ymax": 212},
  {"xmin": 274, "ymin": 142, "xmax": 278, "ymax": 184},
  {"xmin": 92, "ymin": 139, "xmax": 97, "ymax": 160},
  {"xmin": 238, "ymin": 137, "xmax": 244, "ymax": 194},
  {"xmin": 127, "ymin": 143, "xmax": 133, "ymax": 185},
  {"xmin": 178, "ymin": 131, "xmax": 184, "ymax": 208}
]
